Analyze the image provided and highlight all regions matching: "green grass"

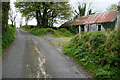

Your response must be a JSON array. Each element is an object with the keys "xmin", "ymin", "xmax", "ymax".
[
  {"xmin": 2, "ymin": 25, "xmax": 16, "ymax": 54},
  {"xmin": 63, "ymin": 29, "xmax": 120, "ymax": 79},
  {"xmin": 46, "ymin": 37, "xmax": 72, "ymax": 49}
]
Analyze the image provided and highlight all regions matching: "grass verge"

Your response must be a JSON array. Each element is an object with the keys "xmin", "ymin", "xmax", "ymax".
[
  {"xmin": 2, "ymin": 25, "xmax": 16, "ymax": 54},
  {"xmin": 63, "ymin": 29, "xmax": 120, "ymax": 79}
]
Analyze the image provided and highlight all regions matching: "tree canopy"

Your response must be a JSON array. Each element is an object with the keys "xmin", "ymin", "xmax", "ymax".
[{"xmin": 15, "ymin": 2, "xmax": 72, "ymax": 28}]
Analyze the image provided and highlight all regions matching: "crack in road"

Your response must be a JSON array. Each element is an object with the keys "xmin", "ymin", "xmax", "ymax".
[
  {"xmin": 32, "ymin": 38, "xmax": 50, "ymax": 78},
  {"xmin": 25, "ymin": 36, "xmax": 51, "ymax": 78}
]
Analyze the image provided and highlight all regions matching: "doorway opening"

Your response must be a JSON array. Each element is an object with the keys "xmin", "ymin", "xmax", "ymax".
[
  {"xmin": 81, "ymin": 25, "xmax": 85, "ymax": 32},
  {"xmin": 98, "ymin": 25, "xmax": 101, "ymax": 31}
]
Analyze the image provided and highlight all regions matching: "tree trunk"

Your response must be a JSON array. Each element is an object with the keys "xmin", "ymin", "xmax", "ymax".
[
  {"xmin": 12, "ymin": 21, "xmax": 14, "ymax": 27},
  {"xmin": 41, "ymin": 3, "xmax": 48, "ymax": 28},
  {"xmin": 14, "ymin": 22, "xmax": 16, "ymax": 27},
  {"xmin": 36, "ymin": 10, "xmax": 40, "ymax": 27}
]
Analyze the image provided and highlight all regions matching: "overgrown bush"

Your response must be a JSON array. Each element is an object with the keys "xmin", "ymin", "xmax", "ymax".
[
  {"xmin": 21, "ymin": 26, "xmax": 73, "ymax": 37},
  {"xmin": 57, "ymin": 28, "xmax": 73, "ymax": 37},
  {"xmin": 63, "ymin": 29, "xmax": 120, "ymax": 79}
]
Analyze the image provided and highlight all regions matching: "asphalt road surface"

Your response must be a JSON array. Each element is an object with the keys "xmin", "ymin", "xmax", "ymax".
[{"xmin": 2, "ymin": 29, "xmax": 92, "ymax": 78}]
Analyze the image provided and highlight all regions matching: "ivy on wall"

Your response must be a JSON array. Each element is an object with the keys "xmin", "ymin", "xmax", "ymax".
[
  {"xmin": 2, "ymin": 2, "xmax": 10, "ymax": 32},
  {"xmin": 101, "ymin": 18, "xmax": 117, "ymax": 30}
]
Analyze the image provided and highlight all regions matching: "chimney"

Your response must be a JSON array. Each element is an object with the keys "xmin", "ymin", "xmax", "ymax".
[{"xmin": 116, "ymin": 1, "xmax": 120, "ymax": 29}]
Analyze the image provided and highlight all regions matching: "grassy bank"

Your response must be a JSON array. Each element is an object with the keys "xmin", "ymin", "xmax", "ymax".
[
  {"xmin": 63, "ymin": 29, "xmax": 120, "ymax": 79},
  {"xmin": 2, "ymin": 25, "xmax": 16, "ymax": 54},
  {"xmin": 20, "ymin": 25, "xmax": 73, "ymax": 37}
]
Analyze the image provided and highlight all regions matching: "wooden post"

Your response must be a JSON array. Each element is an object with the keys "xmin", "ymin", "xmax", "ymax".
[
  {"xmin": 87, "ymin": 24, "xmax": 90, "ymax": 32},
  {"xmin": 79, "ymin": 25, "xmax": 81, "ymax": 35},
  {"xmin": 96, "ymin": 24, "xmax": 98, "ymax": 31}
]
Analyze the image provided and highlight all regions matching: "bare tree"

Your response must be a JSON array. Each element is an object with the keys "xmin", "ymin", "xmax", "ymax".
[{"xmin": 9, "ymin": 7, "xmax": 17, "ymax": 27}]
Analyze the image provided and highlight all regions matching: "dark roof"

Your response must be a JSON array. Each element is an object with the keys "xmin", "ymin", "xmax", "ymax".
[{"xmin": 72, "ymin": 11, "xmax": 118, "ymax": 25}]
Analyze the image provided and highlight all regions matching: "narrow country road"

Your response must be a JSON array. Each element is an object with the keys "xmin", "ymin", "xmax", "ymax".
[{"xmin": 2, "ymin": 29, "xmax": 91, "ymax": 78}]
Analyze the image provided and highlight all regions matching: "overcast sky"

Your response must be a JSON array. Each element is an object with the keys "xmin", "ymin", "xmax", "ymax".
[
  {"xmin": 8, "ymin": 0, "xmax": 120, "ymax": 27},
  {"xmin": 70, "ymin": 0, "xmax": 120, "ymax": 13}
]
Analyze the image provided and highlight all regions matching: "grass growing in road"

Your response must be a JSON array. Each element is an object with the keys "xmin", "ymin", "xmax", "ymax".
[
  {"xmin": 45, "ymin": 37, "xmax": 72, "ymax": 52},
  {"xmin": 2, "ymin": 25, "xmax": 16, "ymax": 54},
  {"xmin": 63, "ymin": 29, "xmax": 120, "ymax": 79}
]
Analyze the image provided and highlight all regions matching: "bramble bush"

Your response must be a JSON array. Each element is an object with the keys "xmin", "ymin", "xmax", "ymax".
[{"xmin": 63, "ymin": 29, "xmax": 120, "ymax": 79}]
